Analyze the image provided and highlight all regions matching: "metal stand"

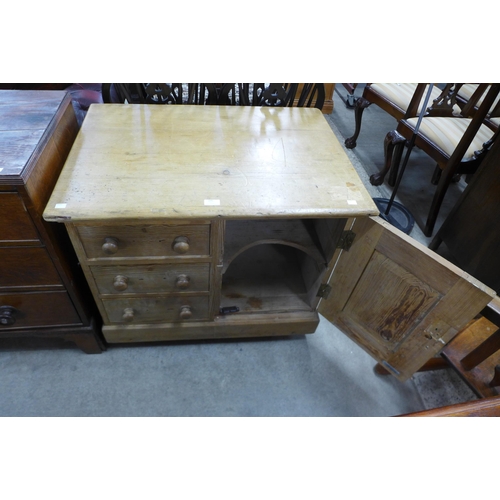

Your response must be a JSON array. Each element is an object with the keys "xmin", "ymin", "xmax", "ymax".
[{"xmin": 375, "ymin": 84, "xmax": 435, "ymax": 234}]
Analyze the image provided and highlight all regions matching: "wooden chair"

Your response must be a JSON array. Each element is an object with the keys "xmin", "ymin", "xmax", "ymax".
[
  {"xmin": 101, "ymin": 83, "xmax": 218, "ymax": 104},
  {"xmin": 102, "ymin": 83, "xmax": 326, "ymax": 110},
  {"xmin": 344, "ymin": 83, "xmax": 447, "ymax": 149},
  {"xmin": 217, "ymin": 83, "xmax": 325, "ymax": 109},
  {"xmin": 376, "ymin": 83, "xmax": 500, "ymax": 236},
  {"xmin": 294, "ymin": 84, "xmax": 326, "ymax": 109},
  {"xmin": 457, "ymin": 84, "xmax": 500, "ymax": 131}
]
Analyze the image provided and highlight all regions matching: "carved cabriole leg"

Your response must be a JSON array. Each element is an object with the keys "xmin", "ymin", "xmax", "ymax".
[
  {"xmin": 344, "ymin": 97, "xmax": 372, "ymax": 149},
  {"xmin": 370, "ymin": 130, "xmax": 405, "ymax": 186}
]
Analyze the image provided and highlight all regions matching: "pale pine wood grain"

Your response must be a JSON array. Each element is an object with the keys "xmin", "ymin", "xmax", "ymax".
[
  {"xmin": 102, "ymin": 310, "xmax": 319, "ymax": 343},
  {"xmin": 91, "ymin": 262, "xmax": 210, "ymax": 295},
  {"xmin": 102, "ymin": 295, "xmax": 210, "ymax": 324},
  {"xmin": 44, "ymin": 105, "xmax": 378, "ymax": 222},
  {"xmin": 77, "ymin": 223, "xmax": 210, "ymax": 259}
]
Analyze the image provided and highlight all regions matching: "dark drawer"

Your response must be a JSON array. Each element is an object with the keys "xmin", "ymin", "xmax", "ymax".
[
  {"xmin": 0, "ymin": 291, "xmax": 80, "ymax": 330},
  {"xmin": 0, "ymin": 193, "xmax": 40, "ymax": 245},
  {"xmin": 0, "ymin": 247, "xmax": 63, "ymax": 290}
]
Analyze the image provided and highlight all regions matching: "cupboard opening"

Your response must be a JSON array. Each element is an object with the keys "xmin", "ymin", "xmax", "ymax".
[{"xmin": 220, "ymin": 218, "xmax": 347, "ymax": 315}]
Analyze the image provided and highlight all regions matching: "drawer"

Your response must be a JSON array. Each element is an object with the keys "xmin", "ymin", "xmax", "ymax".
[
  {"xmin": 0, "ymin": 291, "xmax": 80, "ymax": 330},
  {"xmin": 0, "ymin": 193, "xmax": 40, "ymax": 245},
  {"xmin": 77, "ymin": 224, "xmax": 210, "ymax": 259},
  {"xmin": 102, "ymin": 295, "xmax": 209, "ymax": 324},
  {"xmin": 0, "ymin": 247, "xmax": 63, "ymax": 290},
  {"xmin": 91, "ymin": 263, "xmax": 210, "ymax": 295}
]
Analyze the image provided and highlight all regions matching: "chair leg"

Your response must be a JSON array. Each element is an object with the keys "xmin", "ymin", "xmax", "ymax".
[
  {"xmin": 431, "ymin": 165, "xmax": 441, "ymax": 185},
  {"xmin": 344, "ymin": 97, "xmax": 372, "ymax": 149},
  {"xmin": 428, "ymin": 233, "xmax": 443, "ymax": 251},
  {"xmin": 387, "ymin": 142, "xmax": 406, "ymax": 187},
  {"xmin": 424, "ymin": 161, "xmax": 458, "ymax": 236},
  {"xmin": 370, "ymin": 130, "xmax": 405, "ymax": 186}
]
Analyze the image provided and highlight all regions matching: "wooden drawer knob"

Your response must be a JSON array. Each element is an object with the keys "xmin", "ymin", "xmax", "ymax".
[
  {"xmin": 113, "ymin": 275, "xmax": 129, "ymax": 291},
  {"xmin": 122, "ymin": 308, "xmax": 135, "ymax": 322},
  {"xmin": 179, "ymin": 306, "xmax": 192, "ymax": 320},
  {"xmin": 0, "ymin": 306, "xmax": 17, "ymax": 326},
  {"xmin": 102, "ymin": 237, "xmax": 119, "ymax": 255},
  {"xmin": 172, "ymin": 236, "xmax": 190, "ymax": 254},
  {"xmin": 175, "ymin": 274, "xmax": 191, "ymax": 289}
]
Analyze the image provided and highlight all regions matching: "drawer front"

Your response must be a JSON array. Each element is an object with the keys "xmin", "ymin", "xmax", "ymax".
[
  {"xmin": 77, "ymin": 224, "xmax": 210, "ymax": 259},
  {"xmin": 0, "ymin": 247, "xmax": 62, "ymax": 290},
  {"xmin": 0, "ymin": 193, "xmax": 40, "ymax": 245},
  {"xmin": 0, "ymin": 291, "xmax": 80, "ymax": 329},
  {"xmin": 91, "ymin": 263, "xmax": 210, "ymax": 295},
  {"xmin": 102, "ymin": 296, "xmax": 209, "ymax": 324}
]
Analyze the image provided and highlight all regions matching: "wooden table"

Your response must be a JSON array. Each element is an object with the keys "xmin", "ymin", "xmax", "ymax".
[
  {"xmin": 44, "ymin": 104, "xmax": 496, "ymax": 380},
  {"xmin": 0, "ymin": 90, "xmax": 104, "ymax": 353}
]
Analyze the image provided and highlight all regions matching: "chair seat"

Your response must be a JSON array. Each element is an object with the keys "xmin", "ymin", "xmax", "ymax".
[
  {"xmin": 371, "ymin": 83, "xmax": 457, "ymax": 114},
  {"xmin": 406, "ymin": 116, "xmax": 495, "ymax": 160},
  {"xmin": 458, "ymin": 84, "xmax": 500, "ymax": 111}
]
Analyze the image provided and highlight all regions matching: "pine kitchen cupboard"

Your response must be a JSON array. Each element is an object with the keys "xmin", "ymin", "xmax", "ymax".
[
  {"xmin": 0, "ymin": 90, "xmax": 104, "ymax": 353},
  {"xmin": 43, "ymin": 104, "xmax": 496, "ymax": 380}
]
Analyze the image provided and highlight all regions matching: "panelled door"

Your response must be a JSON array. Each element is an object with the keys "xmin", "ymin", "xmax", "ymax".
[{"xmin": 318, "ymin": 216, "xmax": 496, "ymax": 382}]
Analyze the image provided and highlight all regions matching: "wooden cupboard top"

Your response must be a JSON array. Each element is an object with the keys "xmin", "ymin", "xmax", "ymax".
[{"xmin": 44, "ymin": 104, "xmax": 378, "ymax": 222}]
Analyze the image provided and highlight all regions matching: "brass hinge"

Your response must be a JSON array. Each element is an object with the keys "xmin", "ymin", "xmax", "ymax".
[
  {"xmin": 317, "ymin": 283, "xmax": 332, "ymax": 299},
  {"xmin": 337, "ymin": 230, "xmax": 356, "ymax": 251},
  {"xmin": 424, "ymin": 330, "xmax": 446, "ymax": 345}
]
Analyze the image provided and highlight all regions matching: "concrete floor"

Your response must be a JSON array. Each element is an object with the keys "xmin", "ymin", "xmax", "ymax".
[{"xmin": 0, "ymin": 88, "xmax": 478, "ymax": 417}]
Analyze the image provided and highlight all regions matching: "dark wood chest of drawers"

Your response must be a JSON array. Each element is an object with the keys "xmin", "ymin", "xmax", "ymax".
[{"xmin": 0, "ymin": 90, "xmax": 104, "ymax": 352}]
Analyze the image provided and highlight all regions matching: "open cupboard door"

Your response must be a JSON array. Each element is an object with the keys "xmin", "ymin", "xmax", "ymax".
[{"xmin": 318, "ymin": 216, "xmax": 496, "ymax": 382}]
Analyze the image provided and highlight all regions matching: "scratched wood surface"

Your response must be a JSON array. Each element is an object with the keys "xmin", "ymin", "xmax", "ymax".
[
  {"xmin": 44, "ymin": 105, "xmax": 378, "ymax": 222},
  {"xmin": 319, "ymin": 216, "xmax": 496, "ymax": 382},
  {"xmin": 0, "ymin": 91, "xmax": 66, "ymax": 178}
]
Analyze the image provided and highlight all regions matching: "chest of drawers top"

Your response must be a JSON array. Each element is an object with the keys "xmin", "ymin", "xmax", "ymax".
[
  {"xmin": 0, "ymin": 90, "xmax": 70, "ymax": 182},
  {"xmin": 44, "ymin": 104, "xmax": 378, "ymax": 223}
]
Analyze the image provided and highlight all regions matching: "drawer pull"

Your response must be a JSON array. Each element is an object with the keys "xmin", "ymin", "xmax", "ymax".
[
  {"xmin": 175, "ymin": 274, "xmax": 191, "ymax": 289},
  {"xmin": 102, "ymin": 237, "xmax": 119, "ymax": 255},
  {"xmin": 113, "ymin": 275, "xmax": 129, "ymax": 292},
  {"xmin": 122, "ymin": 308, "xmax": 135, "ymax": 322},
  {"xmin": 172, "ymin": 236, "xmax": 190, "ymax": 254},
  {"xmin": 0, "ymin": 306, "xmax": 17, "ymax": 326},
  {"xmin": 179, "ymin": 306, "xmax": 192, "ymax": 320}
]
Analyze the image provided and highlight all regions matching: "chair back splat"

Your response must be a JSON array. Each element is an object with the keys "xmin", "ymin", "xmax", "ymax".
[{"xmin": 102, "ymin": 83, "xmax": 326, "ymax": 110}]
